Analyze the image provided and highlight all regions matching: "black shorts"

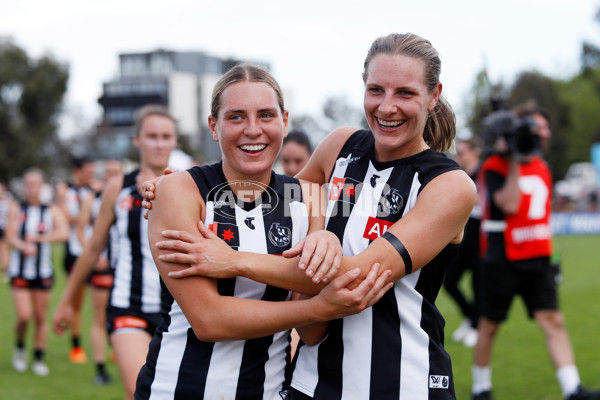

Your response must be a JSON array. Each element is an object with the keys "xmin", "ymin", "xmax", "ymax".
[
  {"xmin": 11, "ymin": 276, "xmax": 54, "ymax": 290},
  {"xmin": 106, "ymin": 306, "xmax": 162, "ymax": 336},
  {"xmin": 481, "ymin": 256, "xmax": 559, "ymax": 322},
  {"xmin": 0, "ymin": 227, "xmax": 5, "ymax": 239},
  {"xmin": 63, "ymin": 248, "xmax": 77, "ymax": 274}
]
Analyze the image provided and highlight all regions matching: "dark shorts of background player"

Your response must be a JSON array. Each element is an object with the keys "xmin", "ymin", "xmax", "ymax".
[
  {"xmin": 481, "ymin": 256, "xmax": 559, "ymax": 323},
  {"xmin": 86, "ymin": 268, "xmax": 115, "ymax": 289},
  {"xmin": 0, "ymin": 227, "xmax": 5, "ymax": 239},
  {"xmin": 11, "ymin": 276, "xmax": 54, "ymax": 290},
  {"xmin": 106, "ymin": 306, "xmax": 162, "ymax": 336},
  {"xmin": 63, "ymin": 248, "xmax": 77, "ymax": 274}
]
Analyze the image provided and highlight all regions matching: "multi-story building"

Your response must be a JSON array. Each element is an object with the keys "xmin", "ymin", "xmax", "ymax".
[{"xmin": 96, "ymin": 49, "xmax": 270, "ymax": 163}]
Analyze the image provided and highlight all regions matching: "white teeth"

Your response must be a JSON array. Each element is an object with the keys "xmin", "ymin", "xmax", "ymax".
[
  {"xmin": 240, "ymin": 144, "xmax": 266, "ymax": 151},
  {"xmin": 377, "ymin": 118, "xmax": 404, "ymax": 128}
]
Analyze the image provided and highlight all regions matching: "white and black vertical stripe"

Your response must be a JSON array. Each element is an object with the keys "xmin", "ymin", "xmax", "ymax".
[
  {"xmin": 8, "ymin": 203, "xmax": 53, "ymax": 280},
  {"xmin": 292, "ymin": 130, "xmax": 459, "ymax": 399},
  {"xmin": 137, "ymin": 163, "xmax": 308, "ymax": 400},
  {"xmin": 110, "ymin": 171, "xmax": 161, "ymax": 314}
]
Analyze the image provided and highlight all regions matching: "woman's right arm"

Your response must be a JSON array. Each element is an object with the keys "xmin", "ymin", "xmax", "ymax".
[{"xmin": 53, "ymin": 176, "xmax": 121, "ymax": 335}]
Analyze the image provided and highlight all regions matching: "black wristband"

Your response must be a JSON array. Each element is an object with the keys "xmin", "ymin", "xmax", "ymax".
[{"xmin": 381, "ymin": 231, "xmax": 412, "ymax": 275}]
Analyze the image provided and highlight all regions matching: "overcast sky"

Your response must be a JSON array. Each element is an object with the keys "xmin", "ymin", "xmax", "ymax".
[{"xmin": 2, "ymin": 0, "xmax": 599, "ymax": 138}]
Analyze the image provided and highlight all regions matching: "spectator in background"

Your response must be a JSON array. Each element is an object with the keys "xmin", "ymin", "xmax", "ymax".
[
  {"xmin": 472, "ymin": 106, "xmax": 600, "ymax": 400},
  {"xmin": 445, "ymin": 137, "xmax": 483, "ymax": 347},
  {"xmin": 6, "ymin": 168, "xmax": 69, "ymax": 376},
  {"xmin": 55, "ymin": 155, "xmax": 99, "ymax": 364},
  {"xmin": 279, "ymin": 129, "xmax": 312, "ymax": 177}
]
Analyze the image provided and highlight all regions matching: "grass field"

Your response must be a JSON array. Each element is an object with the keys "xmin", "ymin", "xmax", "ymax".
[{"xmin": 0, "ymin": 235, "xmax": 598, "ymax": 399}]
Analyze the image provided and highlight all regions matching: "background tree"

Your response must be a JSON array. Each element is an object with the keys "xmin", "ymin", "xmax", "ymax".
[{"xmin": 0, "ymin": 39, "xmax": 69, "ymax": 183}]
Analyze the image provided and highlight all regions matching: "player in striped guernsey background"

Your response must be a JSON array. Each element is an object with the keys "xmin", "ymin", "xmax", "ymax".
[
  {"xmin": 53, "ymin": 105, "xmax": 178, "ymax": 400},
  {"xmin": 150, "ymin": 33, "xmax": 476, "ymax": 399},
  {"xmin": 134, "ymin": 64, "xmax": 392, "ymax": 400},
  {"xmin": 6, "ymin": 168, "xmax": 69, "ymax": 376}
]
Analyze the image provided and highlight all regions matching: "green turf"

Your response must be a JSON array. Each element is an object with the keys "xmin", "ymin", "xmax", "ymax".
[
  {"xmin": 0, "ymin": 236, "xmax": 598, "ymax": 399},
  {"xmin": 439, "ymin": 235, "xmax": 600, "ymax": 400},
  {"xmin": 0, "ymin": 244, "xmax": 123, "ymax": 400}
]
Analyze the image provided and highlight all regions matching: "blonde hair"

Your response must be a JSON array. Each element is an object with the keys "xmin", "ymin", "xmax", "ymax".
[
  {"xmin": 210, "ymin": 64, "xmax": 285, "ymax": 118},
  {"xmin": 362, "ymin": 33, "xmax": 455, "ymax": 152}
]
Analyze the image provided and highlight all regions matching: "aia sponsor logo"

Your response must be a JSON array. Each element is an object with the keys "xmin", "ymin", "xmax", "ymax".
[{"xmin": 363, "ymin": 216, "xmax": 393, "ymax": 240}]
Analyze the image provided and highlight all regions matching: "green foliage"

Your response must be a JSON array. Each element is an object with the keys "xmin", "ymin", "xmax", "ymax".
[{"xmin": 0, "ymin": 40, "xmax": 69, "ymax": 183}]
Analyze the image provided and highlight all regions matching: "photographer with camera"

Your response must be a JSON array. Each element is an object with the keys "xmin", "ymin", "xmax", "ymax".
[{"xmin": 470, "ymin": 104, "xmax": 600, "ymax": 400}]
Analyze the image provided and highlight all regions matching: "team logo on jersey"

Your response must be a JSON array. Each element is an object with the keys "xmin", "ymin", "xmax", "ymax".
[
  {"xmin": 429, "ymin": 375, "xmax": 449, "ymax": 389},
  {"xmin": 209, "ymin": 180, "xmax": 278, "ymax": 220},
  {"xmin": 379, "ymin": 187, "xmax": 403, "ymax": 216},
  {"xmin": 209, "ymin": 222, "xmax": 240, "ymax": 249},
  {"xmin": 244, "ymin": 217, "xmax": 255, "ymax": 230},
  {"xmin": 268, "ymin": 222, "xmax": 291, "ymax": 247},
  {"xmin": 363, "ymin": 216, "xmax": 394, "ymax": 240}
]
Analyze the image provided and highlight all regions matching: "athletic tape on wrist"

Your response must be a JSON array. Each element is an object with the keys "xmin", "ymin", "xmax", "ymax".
[{"xmin": 381, "ymin": 231, "xmax": 412, "ymax": 275}]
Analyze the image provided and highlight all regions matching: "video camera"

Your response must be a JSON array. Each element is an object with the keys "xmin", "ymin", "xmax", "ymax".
[{"xmin": 482, "ymin": 109, "xmax": 541, "ymax": 158}]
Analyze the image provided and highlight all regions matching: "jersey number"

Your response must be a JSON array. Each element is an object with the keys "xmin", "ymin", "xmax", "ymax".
[{"xmin": 518, "ymin": 175, "xmax": 548, "ymax": 219}]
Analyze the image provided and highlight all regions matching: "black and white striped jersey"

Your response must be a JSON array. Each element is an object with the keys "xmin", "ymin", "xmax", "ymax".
[
  {"xmin": 136, "ymin": 163, "xmax": 309, "ymax": 400},
  {"xmin": 65, "ymin": 184, "xmax": 93, "ymax": 257},
  {"xmin": 291, "ymin": 130, "xmax": 459, "ymax": 400},
  {"xmin": 8, "ymin": 203, "xmax": 54, "ymax": 280},
  {"xmin": 109, "ymin": 171, "xmax": 161, "ymax": 314}
]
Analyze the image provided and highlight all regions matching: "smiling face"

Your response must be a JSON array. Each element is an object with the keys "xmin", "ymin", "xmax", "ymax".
[
  {"xmin": 210, "ymin": 80, "xmax": 288, "ymax": 184},
  {"xmin": 363, "ymin": 54, "xmax": 441, "ymax": 161}
]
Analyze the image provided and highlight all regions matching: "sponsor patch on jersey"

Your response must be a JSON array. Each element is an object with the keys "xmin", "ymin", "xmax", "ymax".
[
  {"xmin": 268, "ymin": 222, "xmax": 291, "ymax": 247},
  {"xmin": 429, "ymin": 375, "xmax": 450, "ymax": 389},
  {"xmin": 363, "ymin": 216, "xmax": 394, "ymax": 240},
  {"xmin": 119, "ymin": 196, "xmax": 133, "ymax": 211},
  {"xmin": 329, "ymin": 176, "xmax": 362, "ymax": 203},
  {"xmin": 338, "ymin": 155, "xmax": 360, "ymax": 168},
  {"xmin": 209, "ymin": 222, "xmax": 240, "ymax": 249}
]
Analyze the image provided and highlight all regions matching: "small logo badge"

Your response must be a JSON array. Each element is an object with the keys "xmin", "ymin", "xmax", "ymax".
[
  {"xmin": 244, "ymin": 217, "xmax": 255, "ymax": 230},
  {"xmin": 268, "ymin": 223, "xmax": 291, "ymax": 247},
  {"xmin": 429, "ymin": 375, "xmax": 449, "ymax": 389},
  {"xmin": 370, "ymin": 174, "xmax": 380, "ymax": 188},
  {"xmin": 379, "ymin": 187, "xmax": 403, "ymax": 215}
]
